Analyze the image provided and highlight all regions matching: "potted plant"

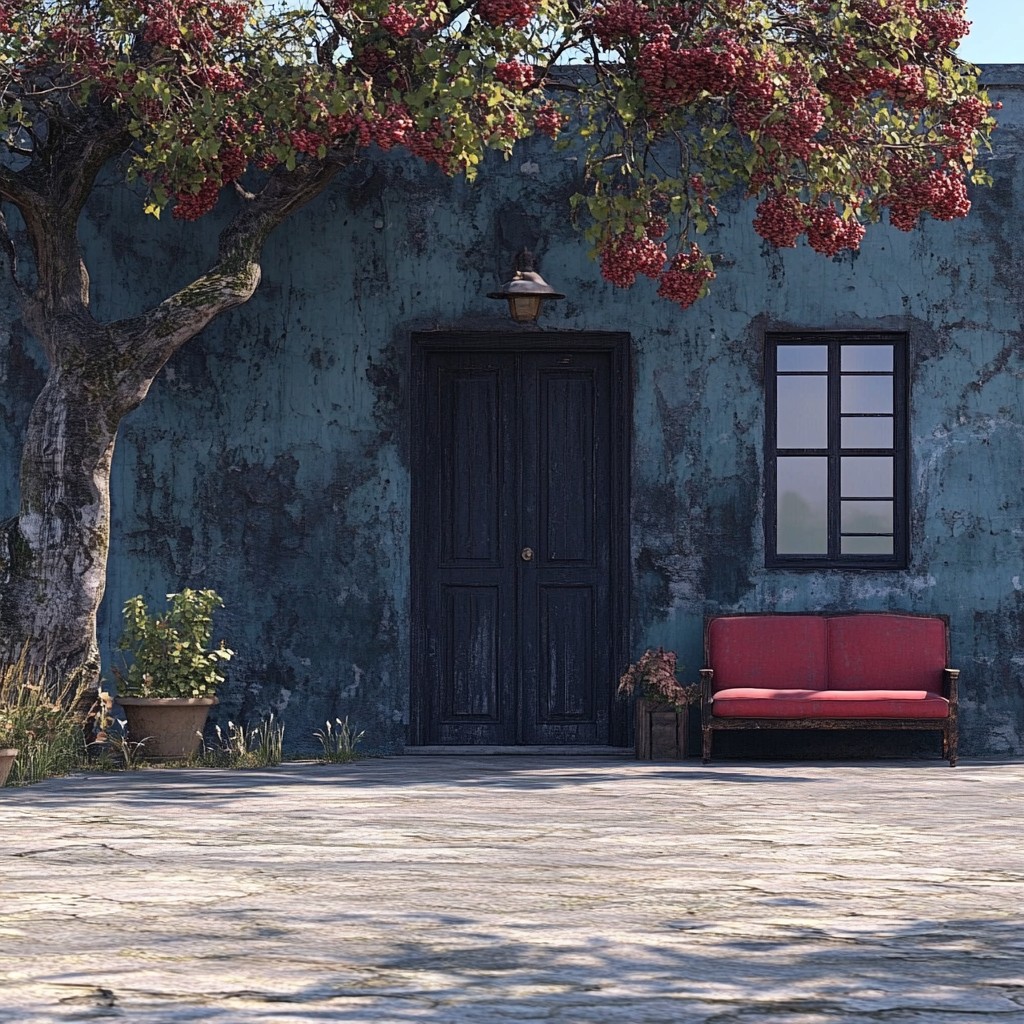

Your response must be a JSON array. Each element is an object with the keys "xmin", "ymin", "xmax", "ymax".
[
  {"xmin": 617, "ymin": 647, "xmax": 699, "ymax": 760},
  {"xmin": 0, "ymin": 706, "xmax": 17, "ymax": 787},
  {"xmin": 108, "ymin": 588, "xmax": 234, "ymax": 760}
]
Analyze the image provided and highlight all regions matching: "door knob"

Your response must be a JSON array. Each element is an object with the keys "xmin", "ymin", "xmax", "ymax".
[{"xmin": 521, "ymin": 547, "xmax": 534, "ymax": 561}]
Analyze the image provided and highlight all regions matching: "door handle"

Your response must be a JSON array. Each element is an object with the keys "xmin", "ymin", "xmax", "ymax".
[{"xmin": 521, "ymin": 547, "xmax": 534, "ymax": 562}]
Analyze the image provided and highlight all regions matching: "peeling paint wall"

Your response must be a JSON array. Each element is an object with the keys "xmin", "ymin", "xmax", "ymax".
[{"xmin": 2, "ymin": 68, "xmax": 1023, "ymax": 758}]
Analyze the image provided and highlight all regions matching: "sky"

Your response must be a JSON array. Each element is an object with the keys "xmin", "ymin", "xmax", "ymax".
[{"xmin": 959, "ymin": 0, "xmax": 1024, "ymax": 64}]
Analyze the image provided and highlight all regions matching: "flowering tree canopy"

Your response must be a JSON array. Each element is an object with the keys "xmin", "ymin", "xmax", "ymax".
[
  {"xmin": 0, "ymin": 0, "xmax": 996, "ymax": 308},
  {"xmin": 0, "ymin": 0, "xmax": 997, "ymax": 683}
]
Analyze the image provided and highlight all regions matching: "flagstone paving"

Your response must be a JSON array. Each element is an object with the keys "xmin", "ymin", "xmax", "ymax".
[{"xmin": 2, "ymin": 756, "xmax": 1023, "ymax": 1023}]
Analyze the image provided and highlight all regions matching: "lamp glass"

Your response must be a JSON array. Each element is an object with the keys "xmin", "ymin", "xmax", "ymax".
[{"xmin": 509, "ymin": 295, "xmax": 543, "ymax": 322}]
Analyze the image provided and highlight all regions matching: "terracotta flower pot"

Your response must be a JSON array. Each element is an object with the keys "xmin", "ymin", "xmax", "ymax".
[
  {"xmin": 117, "ymin": 697, "xmax": 218, "ymax": 760},
  {"xmin": 0, "ymin": 747, "xmax": 18, "ymax": 787}
]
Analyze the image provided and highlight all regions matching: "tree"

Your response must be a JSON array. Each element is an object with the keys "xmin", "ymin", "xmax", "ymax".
[{"xmin": 0, "ymin": 0, "xmax": 997, "ymax": 688}]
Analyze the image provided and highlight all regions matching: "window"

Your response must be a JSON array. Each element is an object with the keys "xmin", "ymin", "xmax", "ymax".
[{"xmin": 765, "ymin": 332, "xmax": 908, "ymax": 569}]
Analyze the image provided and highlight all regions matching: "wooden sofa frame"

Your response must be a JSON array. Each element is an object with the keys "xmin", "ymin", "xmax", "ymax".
[{"xmin": 699, "ymin": 612, "xmax": 960, "ymax": 766}]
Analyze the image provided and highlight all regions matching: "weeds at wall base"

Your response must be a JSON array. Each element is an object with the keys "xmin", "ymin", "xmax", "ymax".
[{"xmin": 0, "ymin": 651, "xmax": 91, "ymax": 786}]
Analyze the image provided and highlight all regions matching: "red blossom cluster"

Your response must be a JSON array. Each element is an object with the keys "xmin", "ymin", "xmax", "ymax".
[
  {"xmin": 646, "ymin": 215, "xmax": 668, "ymax": 239},
  {"xmin": 139, "ymin": 0, "xmax": 249, "ymax": 50},
  {"xmin": 599, "ymin": 230, "xmax": 666, "ymax": 288},
  {"xmin": 637, "ymin": 32, "xmax": 744, "ymax": 113},
  {"xmin": 495, "ymin": 61, "xmax": 535, "ymax": 90},
  {"xmin": 765, "ymin": 82, "xmax": 825, "ymax": 160},
  {"xmin": 289, "ymin": 128, "xmax": 324, "ymax": 156},
  {"xmin": 372, "ymin": 104, "xmax": 416, "ymax": 150},
  {"xmin": 804, "ymin": 204, "xmax": 865, "ymax": 256},
  {"xmin": 195, "ymin": 65, "xmax": 246, "ymax": 94},
  {"xmin": 380, "ymin": 4, "xmax": 418, "ymax": 37},
  {"xmin": 890, "ymin": 63, "xmax": 931, "ymax": 110},
  {"xmin": 329, "ymin": 111, "xmax": 374, "ymax": 148},
  {"xmin": 941, "ymin": 96, "xmax": 989, "ymax": 146},
  {"xmin": 820, "ymin": 66, "xmax": 896, "ymax": 108},
  {"xmin": 849, "ymin": 0, "xmax": 968, "ymax": 49},
  {"xmin": 495, "ymin": 112, "xmax": 520, "ymax": 139},
  {"xmin": 754, "ymin": 195, "xmax": 865, "ymax": 254},
  {"xmin": 753, "ymin": 195, "xmax": 805, "ymax": 248},
  {"xmin": 729, "ymin": 52, "xmax": 780, "ymax": 133},
  {"xmin": 172, "ymin": 178, "xmax": 221, "ymax": 220},
  {"xmin": 476, "ymin": 0, "xmax": 534, "ymax": 29},
  {"xmin": 917, "ymin": 5, "xmax": 970, "ymax": 50},
  {"xmin": 589, "ymin": 0, "xmax": 648, "ymax": 49},
  {"xmin": 217, "ymin": 143, "xmax": 246, "ymax": 183},
  {"xmin": 884, "ymin": 161, "xmax": 971, "ymax": 230},
  {"xmin": 851, "ymin": 0, "xmax": 914, "ymax": 28},
  {"xmin": 401, "ymin": 117, "xmax": 460, "ymax": 172},
  {"xmin": 534, "ymin": 104, "xmax": 564, "ymax": 139},
  {"xmin": 656, "ymin": 244, "xmax": 715, "ymax": 310},
  {"xmin": 353, "ymin": 45, "xmax": 390, "ymax": 75},
  {"xmin": 47, "ymin": 23, "xmax": 104, "ymax": 62}
]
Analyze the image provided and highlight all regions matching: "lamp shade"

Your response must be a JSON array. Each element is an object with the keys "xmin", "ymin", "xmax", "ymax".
[{"xmin": 488, "ymin": 250, "xmax": 565, "ymax": 322}]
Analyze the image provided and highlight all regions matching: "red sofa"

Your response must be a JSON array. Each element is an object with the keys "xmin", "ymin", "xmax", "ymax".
[{"xmin": 700, "ymin": 612, "xmax": 960, "ymax": 766}]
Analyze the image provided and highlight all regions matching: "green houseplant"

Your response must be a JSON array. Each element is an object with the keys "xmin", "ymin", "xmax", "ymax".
[
  {"xmin": 618, "ymin": 648, "xmax": 699, "ymax": 761},
  {"xmin": 110, "ymin": 589, "xmax": 234, "ymax": 760}
]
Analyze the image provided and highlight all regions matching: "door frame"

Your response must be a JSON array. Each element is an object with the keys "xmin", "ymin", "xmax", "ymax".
[{"xmin": 409, "ymin": 330, "xmax": 632, "ymax": 747}]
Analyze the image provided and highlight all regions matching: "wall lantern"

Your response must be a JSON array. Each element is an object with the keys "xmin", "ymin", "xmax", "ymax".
[{"xmin": 488, "ymin": 249, "xmax": 565, "ymax": 323}]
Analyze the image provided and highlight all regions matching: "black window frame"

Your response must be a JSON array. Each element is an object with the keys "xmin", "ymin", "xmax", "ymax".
[{"xmin": 765, "ymin": 331, "xmax": 909, "ymax": 570}]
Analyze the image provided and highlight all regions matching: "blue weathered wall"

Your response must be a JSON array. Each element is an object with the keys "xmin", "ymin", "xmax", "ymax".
[{"xmin": 2, "ymin": 68, "xmax": 1023, "ymax": 758}]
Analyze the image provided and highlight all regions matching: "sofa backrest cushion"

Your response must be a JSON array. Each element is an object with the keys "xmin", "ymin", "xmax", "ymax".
[
  {"xmin": 707, "ymin": 615, "xmax": 828, "ymax": 692},
  {"xmin": 826, "ymin": 614, "xmax": 947, "ymax": 691}
]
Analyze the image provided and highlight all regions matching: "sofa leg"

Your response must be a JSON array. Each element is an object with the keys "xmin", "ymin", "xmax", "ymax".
[{"xmin": 702, "ymin": 728, "xmax": 712, "ymax": 764}]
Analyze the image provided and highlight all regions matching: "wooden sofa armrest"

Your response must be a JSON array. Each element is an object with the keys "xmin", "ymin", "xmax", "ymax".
[
  {"xmin": 699, "ymin": 668, "xmax": 714, "ymax": 731},
  {"xmin": 945, "ymin": 668, "xmax": 960, "ymax": 703},
  {"xmin": 699, "ymin": 668, "xmax": 714, "ymax": 702}
]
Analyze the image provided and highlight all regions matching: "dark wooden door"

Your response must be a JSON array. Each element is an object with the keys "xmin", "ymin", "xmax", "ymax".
[{"xmin": 411, "ymin": 334, "xmax": 629, "ymax": 746}]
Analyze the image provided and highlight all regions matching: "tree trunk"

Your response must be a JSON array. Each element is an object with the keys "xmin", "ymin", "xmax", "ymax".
[{"xmin": 1, "ymin": 359, "xmax": 121, "ymax": 691}]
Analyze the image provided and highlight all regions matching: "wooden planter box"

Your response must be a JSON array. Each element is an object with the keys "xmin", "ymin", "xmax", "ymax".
[{"xmin": 634, "ymin": 699, "xmax": 689, "ymax": 760}]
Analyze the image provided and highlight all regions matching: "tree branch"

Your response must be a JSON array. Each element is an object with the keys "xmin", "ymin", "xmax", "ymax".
[{"xmin": 109, "ymin": 157, "xmax": 343, "ymax": 409}]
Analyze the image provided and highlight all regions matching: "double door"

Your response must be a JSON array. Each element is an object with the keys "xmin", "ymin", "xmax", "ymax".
[{"xmin": 411, "ymin": 335, "xmax": 629, "ymax": 746}]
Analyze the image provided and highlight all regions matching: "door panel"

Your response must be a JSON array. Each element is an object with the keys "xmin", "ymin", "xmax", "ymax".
[
  {"xmin": 442, "ymin": 586, "xmax": 502, "ymax": 719},
  {"xmin": 538, "ymin": 585, "xmax": 595, "ymax": 719},
  {"xmin": 440, "ymin": 370, "xmax": 504, "ymax": 566},
  {"xmin": 520, "ymin": 353, "xmax": 611, "ymax": 744},
  {"xmin": 540, "ymin": 371, "xmax": 595, "ymax": 564},
  {"xmin": 412, "ymin": 336, "xmax": 628, "ymax": 747}
]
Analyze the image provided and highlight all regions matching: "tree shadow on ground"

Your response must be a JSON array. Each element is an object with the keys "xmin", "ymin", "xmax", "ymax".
[
  {"xmin": 0, "ymin": 757, "xmax": 845, "ymax": 810},
  {"xmin": 15, "ymin": 914, "xmax": 1024, "ymax": 1023}
]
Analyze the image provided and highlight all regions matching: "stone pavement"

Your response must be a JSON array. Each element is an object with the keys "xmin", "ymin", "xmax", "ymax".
[{"xmin": 2, "ymin": 756, "xmax": 1024, "ymax": 1023}]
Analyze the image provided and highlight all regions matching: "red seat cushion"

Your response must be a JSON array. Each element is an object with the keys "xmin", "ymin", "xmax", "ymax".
[
  {"xmin": 827, "ymin": 615, "xmax": 947, "ymax": 691},
  {"xmin": 707, "ymin": 616, "xmax": 828, "ymax": 692},
  {"xmin": 712, "ymin": 687, "xmax": 950, "ymax": 720}
]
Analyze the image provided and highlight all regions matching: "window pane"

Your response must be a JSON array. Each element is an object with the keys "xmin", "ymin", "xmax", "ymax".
[
  {"xmin": 777, "ymin": 376, "xmax": 827, "ymax": 449},
  {"xmin": 841, "ymin": 457, "xmax": 893, "ymax": 497},
  {"xmin": 842, "ymin": 375, "xmax": 893, "ymax": 414},
  {"xmin": 777, "ymin": 457, "xmax": 827, "ymax": 554},
  {"xmin": 842, "ymin": 416, "xmax": 893, "ymax": 449},
  {"xmin": 841, "ymin": 500, "xmax": 894, "ymax": 534},
  {"xmin": 777, "ymin": 345, "xmax": 827, "ymax": 372},
  {"xmin": 842, "ymin": 345, "xmax": 893, "ymax": 372},
  {"xmin": 841, "ymin": 536, "xmax": 894, "ymax": 555}
]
